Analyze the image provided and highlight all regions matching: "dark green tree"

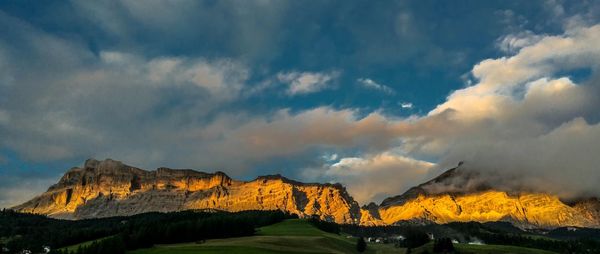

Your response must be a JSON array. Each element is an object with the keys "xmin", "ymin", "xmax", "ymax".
[
  {"xmin": 356, "ymin": 237, "xmax": 367, "ymax": 252},
  {"xmin": 404, "ymin": 229, "xmax": 430, "ymax": 248},
  {"xmin": 433, "ymin": 238, "xmax": 455, "ymax": 253}
]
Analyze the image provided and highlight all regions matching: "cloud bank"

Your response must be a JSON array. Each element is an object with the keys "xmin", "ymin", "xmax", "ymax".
[
  {"xmin": 2, "ymin": 2, "xmax": 600, "ymax": 207},
  {"xmin": 302, "ymin": 24, "xmax": 600, "ymax": 203}
]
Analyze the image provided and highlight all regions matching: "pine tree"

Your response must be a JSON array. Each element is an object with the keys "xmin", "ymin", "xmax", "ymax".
[{"xmin": 356, "ymin": 237, "xmax": 367, "ymax": 252}]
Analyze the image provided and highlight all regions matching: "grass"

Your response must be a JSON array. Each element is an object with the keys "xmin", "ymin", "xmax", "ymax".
[
  {"xmin": 412, "ymin": 242, "xmax": 557, "ymax": 254},
  {"xmin": 455, "ymin": 243, "xmax": 557, "ymax": 254},
  {"xmin": 128, "ymin": 244, "xmax": 308, "ymax": 254},
  {"xmin": 114, "ymin": 219, "xmax": 559, "ymax": 254},
  {"xmin": 59, "ymin": 236, "xmax": 114, "ymax": 252},
  {"xmin": 129, "ymin": 219, "xmax": 402, "ymax": 254},
  {"xmin": 256, "ymin": 219, "xmax": 328, "ymax": 236}
]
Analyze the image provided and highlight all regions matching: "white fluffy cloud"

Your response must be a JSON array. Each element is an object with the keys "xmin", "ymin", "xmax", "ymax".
[
  {"xmin": 98, "ymin": 51, "xmax": 249, "ymax": 101},
  {"xmin": 319, "ymin": 152, "xmax": 434, "ymax": 204},
  {"xmin": 303, "ymin": 24, "xmax": 600, "ymax": 203},
  {"xmin": 400, "ymin": 102, "xmax": 413, "ymax": 109},
  {"xmin": 399, "ymin": 25, "xmax": 600, "ymax": 199},
  {"xmin": 427, "ymin": 24, "xmax": 600, "ymax": 138},
  {"xmin": 278, "ymin": 71, "xmax": 340, "ymax": 95},
  {"xmin": 496, "ymin": 30, "xmax": 545, "ymax": 53},
  {"xmin": 357, "ymin": 78, "xmax": 395, "ymax": 94}
]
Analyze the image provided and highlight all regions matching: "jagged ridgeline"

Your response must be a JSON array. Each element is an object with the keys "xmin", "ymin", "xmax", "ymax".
[
  {"xmin": 12, "ymin": 159, "xmax": 361, "ymax": 223},
  {"xmin": 12, "ymin": 159, "xmax": 600, "ymax": 228}
]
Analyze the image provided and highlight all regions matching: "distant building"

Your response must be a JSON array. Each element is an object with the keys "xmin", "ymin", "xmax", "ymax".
[
  {"xmin": 427, "ymin": 233, "xmax": 435, "ymax": 240},
  {"xmin": 468, "ymin": 240, "xmax": 485, "ymax": 245}
]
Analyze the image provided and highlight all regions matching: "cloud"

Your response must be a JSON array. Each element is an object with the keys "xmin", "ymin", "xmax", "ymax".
[
  {"xmin": 0, "ymin": 14, "xmax": 254, "ymax": 164},
  {"xmin": 430, "ymin": 25, "xmax": 600, "ymax": 121},
  {"xmin": 305, "ymin": 152, "xmax": 434, "ymax": 204},
  {"xmin": 543, "ymin": 0, "xmax": 566, "ymax": 18},
  {"xmin": 98, "ymin": 51, "xmax": 249, "ymax": 101},
  {"xmin": 3, "ymin": 3, "xmax": 600, "ymax": 208},
  {"xmin": 0, "ymin": 175, "xmax": 58, "ymax": 209},
  {"xmin": 0, "ymin": 13, "xmax": 411, "ymax": 177},
  {"xmin": 297, "ymin": 23, "xmax": 600, "ymax": 202},
  {"xmin": 322, "ymin": 153, "xmax": 338, "ymax": 162},
  {"xmin": 199, "ymin": 107, "xmax": 411, "ymax": 170},
  {"xmin": 357, "ymin": 78, "xmax": 395, "ymax": 94},
  {"xmin": 438, "ymin": 117, "xmax": 600, "ymax": 199},
  {"xmin": 0, "ymin": 47, "xmax": 250, "ymax": 161},
  {"xmin": 278, "ymin": 71, "xmax": 340, "ymax": 95},
  {"xmin": 496, "ymin": 30, "xmax": 545, "ymax": 53},
  {"xmin": 400, "ymin": 102, "xmax": 413, "ymax": 109},
  {"xmin": 69, "ymin": 1, "xmax": 290, "ymax": 63},
  {"xmin": 0, "ymin": 109, "xmax": 9, "ymax": 126},
  {"xmin": 400, "ymin": 24, "xmax": 600, "ymax": 199},
  {"xmin": 0, "ymin": 13, "xmax": 412, "ymax": 171}
]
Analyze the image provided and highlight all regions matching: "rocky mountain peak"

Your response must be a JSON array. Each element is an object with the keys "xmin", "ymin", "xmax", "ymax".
[
  {"xmin": 84, "ymin": 158, "xmax": 100, "ymax": 168},
  {"xmin": 372, "ymin": 162, "xmax": 600, "ymax": 228},
  {"xmin": 13, "ymin": 159, "xmax": 362, "ymax": 224},
  {"xmin": 380, "ymin": 162, "xmax": 489, "ymax": 207},
  {"xmin": 12, "ymin": 159, "xmax": 600, "ymax": 229},
  {"xmin": 83, "ymin": 158, "xmax": 125, "ymax": 170}
]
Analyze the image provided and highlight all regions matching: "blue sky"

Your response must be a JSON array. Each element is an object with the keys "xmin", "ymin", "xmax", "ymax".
[{"xmin": 2, "ymin": 0, "xmax": 600, "ymax": 207}]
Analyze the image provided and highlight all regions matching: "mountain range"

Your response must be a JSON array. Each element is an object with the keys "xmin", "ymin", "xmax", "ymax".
[{"xmin": 12, "ymin": 159, "xmax": 600, "ymax": 229}]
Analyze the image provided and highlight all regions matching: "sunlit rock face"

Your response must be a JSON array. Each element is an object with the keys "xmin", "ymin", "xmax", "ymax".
[
  {"xmin": 365, "ymin": 167, "xmax": 600, "ymax": 228},
  {"xmin": 370, "ymin": 191, "xmax": 600, "ymax": 228},
  {"xmin": 12, "ymin": 159, "xmax": 361, "ymax": 224},
  {"xmin": 12, "ymin": 159, "xmax": 600, "ymax": 228}
]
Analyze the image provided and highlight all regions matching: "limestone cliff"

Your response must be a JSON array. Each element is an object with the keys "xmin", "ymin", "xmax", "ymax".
[
  {"xmin": 12, "ymin": 159, "xmax": 360, "ymax": 224},
  {"xmin": 12, "ymin": 159, "xmax": 600, "ymax": 228},
  {"xmin": 366, "ymin": 166, "xmax": 600, "ymax": 228}
]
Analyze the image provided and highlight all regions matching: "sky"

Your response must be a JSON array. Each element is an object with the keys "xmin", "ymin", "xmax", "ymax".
[{"xmin": 1, "ymin": 0, "xmax": 600, "ymax": 208}]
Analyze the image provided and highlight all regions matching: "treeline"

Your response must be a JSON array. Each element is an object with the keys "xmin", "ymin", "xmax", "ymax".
[
  {"xmin": 342, "ymin": 221, "xmax": 600, "ymax": 253},
  {"xmin": 50, "ymin": 236, "xmax": 126, "ymax": 254},
  {"xmin": 548, "ymin": 226, "xmax": 600, "ymax": 240},
  {"xmin": 0, "ymin": 209, "xmax": 125, "ymax": 253},
  {"xmin": 446, "ymin": 222, "xmax": 600, "ymax": 254},
  {"xmin": 474, "ymin": 231, "xmax": 600, "ymax": 254},
  {"xmin": 1, "ymin": 209, "xmax": 294, "ymax": 254},
  {"xmin": 308, "ymin": 218, "xmax": 340, "ymax": 234}
]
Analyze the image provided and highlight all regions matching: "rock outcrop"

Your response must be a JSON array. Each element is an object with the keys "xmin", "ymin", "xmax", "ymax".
[
  {"xmin": 366, "ymin": 165, "xmax": 600, "ymax": 228},
  {"xmin": 12, "ymin": 159, "xmax": 360, "ymax": 224},
  {"xmin": 12, "ymin": 159, "xmax": 600, "ymax": 228}
]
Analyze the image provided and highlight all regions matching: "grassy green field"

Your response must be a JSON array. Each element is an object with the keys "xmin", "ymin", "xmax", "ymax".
[
  {"xmin": 129, "ymin": 219, "xmax": 401, "ymax": 254},
  {"xmin": 126, "ymin": 219, "xmax": 557, "ymax": 254},
  {"xmin": 412, "ymin": 241, "xmax": 557, "ymax": 254}
]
